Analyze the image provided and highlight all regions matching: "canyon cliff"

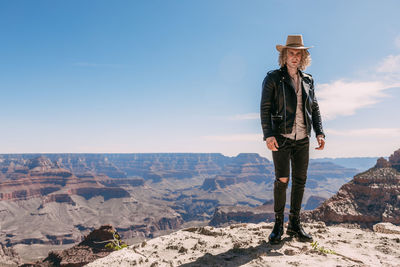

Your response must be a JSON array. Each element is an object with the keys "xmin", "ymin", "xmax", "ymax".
[
  {"xmin": 303, "ymin": 149, "xmax": 400, "ymax": 227},
  {"xmin": 0, "ymin": 153, "xmax": 358, "ymax": 264}
]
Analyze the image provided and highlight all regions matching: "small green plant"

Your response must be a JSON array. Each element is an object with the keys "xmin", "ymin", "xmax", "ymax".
[
  {"xmin": 106, "ymin": 231, "xmax": 128, "ymax": 251},
  {"xmin": 94, "ymin": 230, "xmax": 128, "ymax": 251},
  {"xmin": 310, "ymin": 241, "xmax": 336, "ymax": 255},
  {"xmin": 105, "ymin": 242, "xmax": 128, "ymax": 250}
]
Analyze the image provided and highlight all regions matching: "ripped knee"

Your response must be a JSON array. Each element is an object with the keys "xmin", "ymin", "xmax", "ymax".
[{"xmin": 278, "ymin": 177, "xmax": 289, "ymax": 183}]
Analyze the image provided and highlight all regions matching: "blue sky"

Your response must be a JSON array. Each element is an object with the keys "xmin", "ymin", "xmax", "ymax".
[{"xmin": 0, "ymin": 0, "xmax": 399, "ymax": 159}]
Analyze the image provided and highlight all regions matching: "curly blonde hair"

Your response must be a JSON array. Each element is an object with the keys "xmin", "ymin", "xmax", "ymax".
[{"xmin": 278, "ymin": 48, "xmax": 311, "ymax": 70}]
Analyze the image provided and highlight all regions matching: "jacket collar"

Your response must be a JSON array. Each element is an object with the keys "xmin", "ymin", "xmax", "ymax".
[
  {"xmin": 279, "ymin": 65, "xmax": 310, "ymax": 96},
  {"xmin": 280, "ymin": 65, "xmax": 304, "ymax": 81},
  {"xmin": 279, "ymin": 65, "xmax": 298, "ymax": 89}
]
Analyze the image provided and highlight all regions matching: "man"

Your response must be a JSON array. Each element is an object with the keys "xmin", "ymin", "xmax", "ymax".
[{"xmin": 260, "ymin": 34, "xmax": 325, "ymax": 244}]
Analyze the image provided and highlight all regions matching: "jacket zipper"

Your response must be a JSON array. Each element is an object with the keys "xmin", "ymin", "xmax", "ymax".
[
  {"xmin": 304, "ymin": 83, "xmax": 310, "ymax": 131},
  {"xmin": 282, "ymin": 78, "xmax": 287, "ymax": 134}
]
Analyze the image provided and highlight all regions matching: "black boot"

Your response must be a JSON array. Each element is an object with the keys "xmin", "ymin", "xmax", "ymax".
[
  {"xmin": 268, "ymin": 215, "xmax": 284, "ymax": 244},
  {"xmin": 287, "ymin": 214, "xmax": 313, "ymax": 242}
]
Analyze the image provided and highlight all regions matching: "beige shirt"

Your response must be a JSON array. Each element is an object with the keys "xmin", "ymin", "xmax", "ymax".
[{"xmin": 281, "ymin": 74, "xmax": 308, "ymax": 140}]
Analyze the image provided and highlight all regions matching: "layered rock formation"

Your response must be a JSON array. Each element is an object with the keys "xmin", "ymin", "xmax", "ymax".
[
  {"xmin": 389, "ymin": 149, "xmax": 400, "ymax": 172},
  {"xmin": 21, "ymin": 225, "xmax": 125, "ymax": 267},
  {"xmin": 375, "ymin": 157, "xmax": 391, "ymax": 168},
  {"xmin": 0, "ymin": 155, "xmax": 182, "ymax": 255},
  {"xmin": 200, "ymin": 174, "xmax": 268, "ymax": 191},
  {"xmin": 0, "ymin": 154, "xmax": 356, "ymax": 199},
  {"xmin": 304, "ymin": 149, "xmax": 400, "ymax": 227},
  {"xmin": 0, "ymin": 155, "xmax": 133, "ymax": 202},
  {"xmin": 0, "ymin": 153, "xmax": 359, "ymax": 264}
]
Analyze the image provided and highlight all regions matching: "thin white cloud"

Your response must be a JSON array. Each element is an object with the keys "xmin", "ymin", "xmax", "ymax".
[
  {"xmin": 229, "ymin": 113, "xmax": 259, "ymax": 120},
  {"xmin": 202, "ymin": 134, "xmax": 261, "ymax": 142},
  {"xmin": 317, "ymin": 49, "xmax": 400, "ymax": 121},
  {"xmin": 231, "ymin": 49, "xmax": 400, "ymax": 123},
  {"xmin": 232, "ymin": 79, "xmax": 397, "ymax": 122},
  {"xmin": 317, "ymin": 80, "xmax": 390, "ymax": 120},
  {"xmin": 377, "ymin": 54, "xmax": 400, "ymax": 73},
  {"xmin": 326, "ymin": 127, "xmax": 400, "ymax": 137},
  {"xmin": 315, "ymin": 45, "xmax": 400, "ymax": 121}
]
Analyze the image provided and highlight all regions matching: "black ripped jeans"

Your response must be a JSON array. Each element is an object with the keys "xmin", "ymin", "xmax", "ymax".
[{"xmin": 272, "ymin": 135, "xmax": 309, "ymax": 218}]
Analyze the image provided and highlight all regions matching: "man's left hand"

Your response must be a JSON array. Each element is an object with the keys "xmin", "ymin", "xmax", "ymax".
[{"xmin": 315, "ymin": 135, "xmax": 325, "ymax": 150}]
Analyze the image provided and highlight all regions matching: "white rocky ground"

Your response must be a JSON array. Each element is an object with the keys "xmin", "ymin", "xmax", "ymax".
[{"xmin": 86, "ymin": 222, "xmax": 400, "ymax": 267}]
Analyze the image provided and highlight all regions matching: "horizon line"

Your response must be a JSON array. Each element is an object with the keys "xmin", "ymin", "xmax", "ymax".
[{"xmin": 0, "ymin": 152, "xmax": 386, "ymax": 159}]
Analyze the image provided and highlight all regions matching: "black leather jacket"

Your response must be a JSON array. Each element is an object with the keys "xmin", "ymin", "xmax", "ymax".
[{"xmin": 260, "ymin": 66, "xmax": 325, "ymax": 140}]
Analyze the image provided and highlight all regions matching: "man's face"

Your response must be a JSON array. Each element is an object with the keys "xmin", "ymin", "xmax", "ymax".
[{"xmin": 286, "ymin": 48, "xmax": 302, "ymax": 69}]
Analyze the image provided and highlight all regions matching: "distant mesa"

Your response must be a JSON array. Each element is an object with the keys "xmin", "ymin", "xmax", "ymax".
[
  {"xmin": 42, "ymin": 193, "xmax": 76, "ymax": 206},
  {"xmin": 232, "ymin": 153, "xmax": 271, "ymax": 164},
  {"xmin": 200, "ymin": 173, "xmax": 271, "ymax": 191},
  {"xmin": 0, "ymin": 155, "xmax": 136, "ymax": 202},
  {"xmin": 27, "ymin": 156, "xmax": 55, "ymax": 170},
  {"xmin": 201, "ymin": 175, "xmax": 236, "ymax": 191},
  {"xmin": 70, "ymin": 187, "xmax": 130, "ymax": 201}
]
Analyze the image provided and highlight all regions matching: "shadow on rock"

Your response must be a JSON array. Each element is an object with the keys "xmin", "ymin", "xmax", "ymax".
[{"xmin": 179, "ymin": 237, "xmax": 292, "ymax": 267}]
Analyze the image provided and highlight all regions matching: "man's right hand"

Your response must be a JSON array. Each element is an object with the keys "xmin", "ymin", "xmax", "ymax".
[{"xmin": 266, "ymin": 136, "xmax": 279, "ymax": 151}]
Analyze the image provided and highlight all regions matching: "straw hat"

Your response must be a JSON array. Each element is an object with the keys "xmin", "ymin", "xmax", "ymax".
[{"xmin": 276, "ymin": 34, "xmax": 313, "ymax": 52}]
